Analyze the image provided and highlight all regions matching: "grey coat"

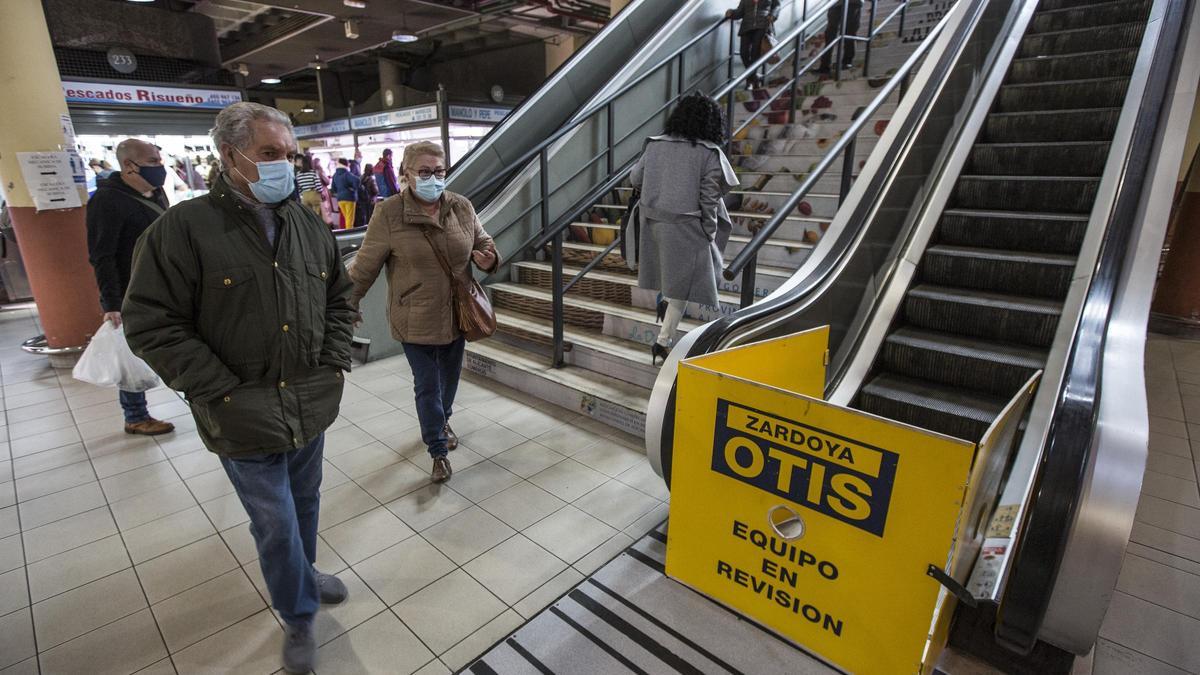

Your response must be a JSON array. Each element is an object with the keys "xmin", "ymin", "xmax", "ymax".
[
  {"xmin": 631, "ymin": 136, "xmax": 738, "ymax": 307},
  {"xmin": 731, "ymin": 0, "xmax": 780, "ymax": 35}
]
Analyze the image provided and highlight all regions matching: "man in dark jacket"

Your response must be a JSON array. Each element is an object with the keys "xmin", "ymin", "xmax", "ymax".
[
  {"xmin": 375, "ymin": 148, "xmax": 399, "ymax": 198},
  {"xmin": 123, "ymin": 102, "xmax": 356, "ymax": 675},
  {"xmin": 85, "ymin": 138, "xmax": 176, "ymax": 436},
  {"xmin": 331, "ymin": 157, "xmax": 358, "ymax": 229},
  {"xmin": 819, "ymin": 0, "xmax": 864, "ymax": 74},
  {"xmin": 727, "ymin": 0, "xmax": 780, "ymax": 88}
]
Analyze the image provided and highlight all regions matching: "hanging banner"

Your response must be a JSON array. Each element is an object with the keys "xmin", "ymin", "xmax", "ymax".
[
  {"xmin": 62, "ymin": 81, "xmax": 242, "ymax": 110},
  {"xmin": 666, "ymin": 327, "xmax": 976, "ymax": 674}
]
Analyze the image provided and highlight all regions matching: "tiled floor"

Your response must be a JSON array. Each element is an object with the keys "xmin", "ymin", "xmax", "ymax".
[
  {"xmin": 1088, "ymin": 333, "xmax": 1200, "ymax": 675},
  {"xmin": 0, "ymin": 308, "xmax": 668, "ymax": 675}
]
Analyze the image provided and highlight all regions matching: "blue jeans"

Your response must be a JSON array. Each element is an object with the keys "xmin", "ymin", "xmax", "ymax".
[
  {"xmin": 402, "ymin": 337, "xmax": 466, "ymax": 458},
  {"xmin": 118, "ymin": 390, "xmax": 150, "ymax": 424},
  {"xmin": 220, "ymin": 434, "xmax": 324, "ymax": 627}
]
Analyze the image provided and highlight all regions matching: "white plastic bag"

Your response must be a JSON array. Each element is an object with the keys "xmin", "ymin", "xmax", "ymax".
[{"xmin": 72, "ymin": 321, "xmax": 161, "ymax": 392}]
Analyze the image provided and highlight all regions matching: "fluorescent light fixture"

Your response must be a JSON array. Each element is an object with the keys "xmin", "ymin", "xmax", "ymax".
[
  {"xmin": 391, "ymin": 31, "xmax": 418, "ymax": 43},
  {"xmin": 261, "ymin": 77, "xmax": 282, "ymax": 85},
  {"xmin": 301, "ymin": 105, "xmax": 315, "ymax": 113},
  {"xmin": 343, "ymin": 0, "xmax": 367, "ymax": 7},
  {"xmin": 127, "ymin": 0, "xmax": 155, "ymax": 3}
]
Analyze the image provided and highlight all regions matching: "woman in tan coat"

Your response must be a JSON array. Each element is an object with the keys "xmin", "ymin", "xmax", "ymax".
[{"xmin": 347, "ymin": 141, "xmax": 498, "ymax": 482}]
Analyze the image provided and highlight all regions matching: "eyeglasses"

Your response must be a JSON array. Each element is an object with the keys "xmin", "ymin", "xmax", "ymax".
[{"xmin": 415, "ymin": 168, "xmax": 446, "ymax": 179}]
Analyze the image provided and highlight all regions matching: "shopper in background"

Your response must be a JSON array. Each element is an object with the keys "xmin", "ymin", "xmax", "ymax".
[
  {"xmin": 84, "ymin": 138, "xmax": 178, "ymax": 436},
  {"xmin": 296, "ymin": 155, "xmax": 325, "ymax": 220},
  {"xmin": 375, "ymin": 148, "xmax": 400, "ymax": 198},
  {"xmin": 727, "ymin": 0, "xmax": 780, "ymax": 88},
  {"xmin": 819, "ymin": 0, "xmax": 864, "ymax": 73},
  {"xmin": 123, "ymin": 102, "xmax": 356, "ymax": 675},
  {"xmin": 631, "ymin": 92, "xmax": 738, "ymax": 365},
  {"xmin": 347, "ymin": 141, "xmax": 499, "ymax": 484},
  {"xmin": 357, "ymin": 162, "xmax": 379, "ymax": 227},
  {"xmin": 331, "ymin": 157, "xmax": 358, "ymax": 230}
]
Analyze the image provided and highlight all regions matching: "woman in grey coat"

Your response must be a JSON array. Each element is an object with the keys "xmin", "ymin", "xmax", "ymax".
[{"xmin": 631, "ymin": 93, "xmax": 738, "ymax": 365}]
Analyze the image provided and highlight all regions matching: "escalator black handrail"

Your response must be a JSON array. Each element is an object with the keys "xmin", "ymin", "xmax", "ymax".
[
  {"xmin": 460, "ymin": 13, "xmax": 735, "ymax": 204},
  {"xmin": 994, "ymin": 0, "xmax": 1192, "ymax": 654}
]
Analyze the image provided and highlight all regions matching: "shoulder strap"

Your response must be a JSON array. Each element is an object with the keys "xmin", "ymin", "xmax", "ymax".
[
  {"xmin": 113, "ymin": 189, "xmax": 166, "ymax": 217},
  {"xmin": 420, "ymin": 226, "xmax": 457, "ymax": 281}
]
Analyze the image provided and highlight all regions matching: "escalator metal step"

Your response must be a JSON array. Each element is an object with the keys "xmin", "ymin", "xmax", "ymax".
[
  {"xmin": 922, "ymin": 245, "xmax": 1076, "ymax": 299},
  {"xmin": 938, "ymin": 209, "xmax": 1088, "ymax": 254},
  {"xmin": 858, "ymin": 373, "xmax": 1008, "ymax": 442},
  {"xmin": 1037, "ymin": 0, "xmax": 1135, "ymax": 10},
  {"xmin": 954, "ymin": 175, "xmax": 1099, "ymax": 213},
  {"xmin": 968, "ymin": 141, "xmax": 1110, "ymax": 177},
  {"xmin": 1018, "ymin": 22, "xmax": 1147, "ymax": 57},
  {"xmin": 1030, "ymin": 0, "xmax": 1153, "ymax": 34},
  {"xmin": 883, "ymin": 326, "xmax": 1047, "ymax": 397},
  {"xmin": 904, "ymin": 284, "xmax": 1063, "ymax": 348},
  {"xmin": 1008, "ymin": 48, "xmax": 1139, "ymax": 85},
  {"xmin": 983, "ymin": 108, "xmax": 1122, "ymax": 143},
  {"xmin": 995, "ymin": 76, "xmax": 1131, "ymax": 113}
]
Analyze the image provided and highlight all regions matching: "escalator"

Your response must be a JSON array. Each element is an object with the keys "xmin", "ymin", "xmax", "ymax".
[{"xmin": 855, "ymin": 0, "xmax": 1152, "ymax": 442}]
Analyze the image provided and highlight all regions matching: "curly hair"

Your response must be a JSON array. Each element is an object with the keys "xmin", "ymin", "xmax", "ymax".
[{"xmin": 664, "ymin": 92, "xmax": 726, "ymax": 145}]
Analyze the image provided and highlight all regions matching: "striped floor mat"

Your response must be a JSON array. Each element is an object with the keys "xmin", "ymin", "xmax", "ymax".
[{"xmin": 464, "ymin": 522, "xmax": 839, "ymax": 675}]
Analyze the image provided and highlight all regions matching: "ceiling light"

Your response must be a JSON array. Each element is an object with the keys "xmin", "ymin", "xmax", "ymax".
[
  {"xmin": 126, "ymin": 0, "xmax": 155, "ymax": 3},
  {"xmin": 301, "ymin": 105, "xmax": 315, "ymax": 113},
  {"xmin": 343, "ymin": 0, "xmax": 367, "ymax": 7},
  {"xmin": 261, "ymin": 77, "xmax": 282, "ymax": 85},
  {"xmin": 344, "ymin": 19, "xmax": 359, "ymax": 39},
  {"xmin": 308, "ymin": 60, "xmax": 323, "ymax": 70},
  {"xmin": 391, "ymin": 30, "xmax": 418, "ymax": 43}
]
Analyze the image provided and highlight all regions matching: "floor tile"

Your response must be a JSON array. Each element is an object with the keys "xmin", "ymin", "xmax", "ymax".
[
  {"xmin": 497, "ymin": 406, "xmax": 566, "ymax": 438},
  {"xmin": 124, "ymin": 506, "xmax": 216, "ymax": 564},
  {"xmin": 459, "ymin": 424, "xmax": 526, "ymax": 458},
  {"xmin": 100, "ymin": 461, "xmax": 181, "ymax": 503},
  {"xmin": 22, "ymin": 505, "xmax": 116, "ymax": 562},
  {"xmin": 422, "ymin": 506, "xmax": 515, "ymax": 564},
  {"xmin": 27, "ymin": 533, "xmax": 130, "ymax": 602},
  {"xmin": 463, "ymin": 534, "xmax": 566, "ymax": 605},
  {"xmin": 11, "ymin": 443, "xmax": 87, "ymax": 480},
  {"xmin": 447, "ymin": 461, "xmax": 521, "ymax": 502},
  {"xmin": 393, "ymin": 568, "xmax": 506, "ymax": 655},
  {"xmin": 355, "ymin": 408, "xmax": 419, "ymax": 440},
  {"xmin": 574, "ymin": 479, "xmax": 660, "ymax": 530},
  {"xmin": 322, "ymin": 506, "xmax": 414, "ymax": 565},
  {"xmin": 220, "ymin": 523, "xmax": 259, "ymax": 565},
  {"xmin": 411, "ymin": 657, "xmax": 451, "ymax": 675},
  {"xmin": 377, "ymin": 425, "xmax": 427, "ymax": 459},
  {"xmin": 324, "ymin": 426, "xmax": 377, "ymax": 458},
  {"xmin": 342, "ymin": 397, "xmax": 397, "ymax": 424},
  {"xmin": 316, "ymin": 608, "xmax": 434, "ymax": 675},
  {"xmin": 200, "ymin": 491, "xmax": 250, "ymax": 531},
  {"xmin": 137, "ymin": 534, "xmax": 239, "ymax": 604},
  {"xmin": 38, "ymin": 608, "xmax": 168, "ymax": 675},
  {"xmin": 512, "ymin": 567, "xmax": 585, "ymax": 619},
  {"xmin": 328, "ymin": 441, "xmax": 404, "ymax": 480},
  {"xmin": 0, "ymin": 657, "xmax": 38, "ymax": 675},
  {"xmin": 1150, "ymin": 431, "xmax": 1193, "ymax": 459},
  {"xmin": 1136, "ymin": 494, "xmax": 1200, "ymax": 540},
  {"xmin": 155, "ymin": 430, "xmax": 206, "ymax": 459},
  {"xmin": 0, "ymin": 567, "xmax": 28, "ymax": 616},
  {"xmin": 7, "ymin": 398, "xmax": 69, "ymax": 424},
  {"xmin": 534, "ymin": 424, "xmax": 607, "ymax": 457},
  {"xmin": 624, "ymin": 502, "xmax": 670, "ymax": 539},
  {"xmin": 86, "ymin": 433, "xmax": 159, "ymax": 460},
  {"xmin": 1131, "ymin": 522, "xmax": 1200, "ymax": 564},
  {"xmin": 356, "ymin": 459, "xmax": 431, "ymax": 504},
  {"xmin": 184, "ymin": 468, "xmax": 234, "ymax": 503},
  {"xmin": 132, "ymin": 657, "xmax": 178, "ymax": 675},
  {"xmin": 446, "ymin": 409, "xmax": 492, "ymax": 438},
  {"xmin": 491, "ymin": 441, "xmax": 566, "ymax": 478},
  {"xmin": 8, "ymin": 412, "xmax": 74, "ymax": 441},
  {"xmin": 9, "ymin": 426, "xmax": 79, "ymax": 458},
  {"xmin": 1147, "ymin": 452, "xmax": 1198, "ymax": 482},
  {"xmin": 440, "ymin": 609, "xmax": 524, "ymax": 671},
  {"xmin": 1100, "ymin": 591, "xmax": 1200, "ymax": 673},
  {"xmin": 615, "ymin": 460, "xmax": 671, "ymax": 501},
  {"xmin": 1117, "ymin": 553, "xmax": 1200, "ymax": 621},
  {"xmin": 524, "ymin": 505, "xmax": 617, "ymax": 564},
  {"xmin": 478, "ymin": 481, "xmax": 566, "ymax": 531},
  {"xmin": 171, "ymin": 609, "xmax": 281, "ymax": 675},
  {"xmin": 0, "ymin": 534, "xmax": 23, "ymax": 574},
  {"xmin": 528, "ymin": 458, "xmax": 609, "ymax": 502},
  {"xmin": 0, "ymin": 608, "xmax": 35, "ymax": 669},
  {"xmin": 93, "ymin": 444, "xmax": 169, "ymax": 480},
  {"xmin": 0, "ymin": 506, "xmax": 16, "ymax": 539},
  {"xmin": 17, "ymin": 480, "xmax": 106, "ymax": 530},
  {"xmin": 1151, "ymin": 416, "xmax": 1189, "ymax": 439},
  {"xmin": 1093, "ymin": 637, "xmax": 1190, "ymax": 675},
  {"xmin": 152, "ymin": 568, "xmax": 265, "ymax": 652},
  {"xmin": 77, "ymin": 416, "xmax": 130, "ymax": 442},
  {"xmin": 574, "ymin": 532, "xmax": 635, "ymax": 576},
  {"xmin": 571, "ymin": 439, "xmax": 645, "ymax": 478},
  {"xmin": 321, "ymin": 462, "xmax": 353, "ymax": 492},
  {"xmin": 317, "ymin": 482, "xmax": 379, "ymax": 532},
  {"xmin": 14, "ymin": 459, "xmax": 94, "ymax": 502},
  {"xmin": 353, "ymin": 536, "xmax": 457, "ymax": 606},
  {"xmin": 110, "ymin": 481, "xmax": 198, "ymax": 531},
  {"xmin": 0, "ymin": 461, "xmax": 9, "ymax": 484},
  {"xmin": 31, "ymin": 568, "xmax": 147, "ymax": 650},
  {"xmin": 313, "ymin": 569, "xmax": 386, "ymax": 646}
]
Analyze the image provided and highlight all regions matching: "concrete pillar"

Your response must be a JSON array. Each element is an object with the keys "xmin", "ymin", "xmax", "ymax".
[
  {"xmin": 545, "ymin": 36, "xmax": 578, "ymax": 76},
  {"xmin": 0, "ymin": 0, "xmax": 102, "ymax": 354},
  {"xmin": 1152, "ymin": 149, "xmax": 1200, "ymax": 325},
  {"xmin": 611, "ymin": 0, "xmax": 633, "ymax": 16}
]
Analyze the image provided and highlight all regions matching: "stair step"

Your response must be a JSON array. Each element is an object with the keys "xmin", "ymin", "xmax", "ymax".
[
  {"xmin": 995, "ymin": 76, "xmax": 1131, "ymax": 113},
  {"xmin": 1017, "ymin": 22, "xmax": 1147, "ymax": 58},
  {"xmin": 903, "ymin": 284, "xmax": 1063, "ymax": 348},
  {"xmin": 513, "ymin": 260, "xmax": 741, "ymax": 308},
  {"xmin": 857, "ymin": 373, "xmax": 1007, "ymax": 442},
  {"xmin": 983, "ymin": 108, "xmax": 1123, "ymax": 143},
  {"xmin": 489, "ymin": 281, "xmax": 703, "ymax": 334},
  {"xmin": 922, "ymin": 245, "xmax": 1076, "ymax": 299},
  {"xmin": 967, "ymin": 141, "xmax": 1110, "ymax": 177},
  {"xmin": 953, "ymin": 175, "xmax": 1099, "ymax": 213},
  {"xmin": 1037, "ymin": 0, "xmax": 1133, "ymax": 10},
  {"xmin": 1008, "ymin": 48, "xmax": 1139, "ymax": 85},
  {"xmin": 574, "ymin": 208, "xmax": 828, "ymax": 223},
  {"xmin": 882, "ymin": 327, "xmax": 1047, "ymax": 397},
  {"xmin": 1030, "ymin": 0, "xmax": 1152, "ymax": 34},
  {"xmin": 938, "ymin": 209, "xmax": 1088, "ymax": 255}
]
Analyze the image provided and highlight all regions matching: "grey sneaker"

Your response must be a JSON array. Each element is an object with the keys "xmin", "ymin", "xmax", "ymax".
[
  {"xmin": 282, "ymin": 622, "xmax": 315, "ymax": 674},
  {"xmin": 316, "ymin": 571, "xmax": 348, "ymax": 604}
]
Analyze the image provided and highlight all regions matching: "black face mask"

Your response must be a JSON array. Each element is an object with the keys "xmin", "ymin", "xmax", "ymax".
[{"xmin": 131, "ymin": 162, "xmax": 168, "ymax": 188}]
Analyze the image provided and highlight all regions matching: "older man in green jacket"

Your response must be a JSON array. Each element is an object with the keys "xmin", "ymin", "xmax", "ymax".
[{"xmin": 123, "ymin": 102, "xmax": 356, "ymax": 675}]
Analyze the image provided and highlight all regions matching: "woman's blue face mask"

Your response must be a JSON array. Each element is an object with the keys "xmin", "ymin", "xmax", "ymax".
[{"xmin": 234, "ymin": 148, "xmax": 295, "ymax": 203}]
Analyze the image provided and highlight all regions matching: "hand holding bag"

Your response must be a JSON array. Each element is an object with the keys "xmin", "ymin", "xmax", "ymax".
[{"xmin": 421, "ymin": 228, "xmax": 497, "ymax": 342}]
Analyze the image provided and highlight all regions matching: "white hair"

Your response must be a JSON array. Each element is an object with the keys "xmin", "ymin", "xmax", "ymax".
[{"xmin": 210, "ymin": 102, "xmax": 294, "ymax": 166}]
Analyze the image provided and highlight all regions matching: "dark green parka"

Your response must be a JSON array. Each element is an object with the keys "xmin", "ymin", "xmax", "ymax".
[{"xmin": 123, "ymin": 175, "xmax": 356, "ymax": 457}]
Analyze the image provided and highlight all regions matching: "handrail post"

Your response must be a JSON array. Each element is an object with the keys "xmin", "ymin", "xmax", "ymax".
[
  {"xmin": 787, "ymin": 29, "xmax": 804, "ymax": 124},
  {"xmin": 835, "ymin": 0, "xmax": 851, "ymax": 82},
  {"xmin": 552, "ymin": 230, "xmax": 565, "ymax": 367},
  {"xmin": 899, "ymin": 0, "xmax": 908, "ymax": 42},
  {"xmin": 728, "ymin": 20, "xmax": 736, "ymax": 81},
  {"xmin": 725, "ymin": 92, "xmax": 736, "ymax": 153},
  {"xmin": 839, "ymin": 136, "xmax": 857, "ymax": 205},
  {"xmin": 538, "ymin": 149, "xmax": 550, "ymax": 235},
  {"xmin": 739, "ymin": 257, "xmax": 758, "ymax": 308},
  {"xmin": 864, "ymin": 0, "xmax": 878, "ymax": 77},
  {"xmin": 605, "ymin": 102, "xmax": 615, "ymax": 175}
]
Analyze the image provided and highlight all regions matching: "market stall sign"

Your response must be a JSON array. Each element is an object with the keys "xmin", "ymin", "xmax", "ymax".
[
  {"xmin": 295, "ymin": 119, "xmax": 351, "ymax": 138},
  {"xmin": 351, "ymin": 105, "xmax": 438, "ymax": 132},
  {"xmin": 666, "ymin": 327, "xmax": 976, "ymax": 674},
  {"xmin": 448, "ymin": 105, "xmax": 511, "ymax": 123},
  {"xmin": 62, "ymin": 82, "xmax": 242, "ymax": 110}
]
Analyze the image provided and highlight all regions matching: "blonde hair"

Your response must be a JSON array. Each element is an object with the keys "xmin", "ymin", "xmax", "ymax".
[{"xmin": 402, "ymin": 141, "xmax": 445, "ymax": 171}]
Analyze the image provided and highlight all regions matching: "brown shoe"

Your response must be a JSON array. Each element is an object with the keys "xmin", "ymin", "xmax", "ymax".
[
  {"xmin": 431, "ymin": 457, "xmax": 452, "ymax": 483},
  {"xmin": 444, "ymin": 424, "xmax": 458, "ymax": 451},
  {"xmin": 125, "ymin": 418, "xmax": 175, "ymax": 436}
]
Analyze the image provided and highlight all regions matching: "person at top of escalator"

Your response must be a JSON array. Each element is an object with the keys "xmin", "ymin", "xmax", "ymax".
[
  {"xmin": 818, "ymin": 0, "xmax": 863, "ymax": 75},
  {"xmin": 727, "ymin": 0, "xmax": 780, "ymax": 89},
  {"xmin": 375, "ymin": 148, "xmax": 400, "ymax": 198},
  {"xmin": 632, "ymin": 93, "xmax": 738, "ymax": 366}
]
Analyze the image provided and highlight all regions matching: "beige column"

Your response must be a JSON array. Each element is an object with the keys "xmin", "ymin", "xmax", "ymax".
[{"xmin": 0, "ymin": 0, "xmax": 102, "ymax": 354}]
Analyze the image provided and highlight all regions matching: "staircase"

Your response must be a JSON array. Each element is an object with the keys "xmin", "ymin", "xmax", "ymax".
[
  {"xmin": 465, "ymin": 0, "xmax": 951, "ymax": 437},
  {"xmin": 853, "ymin": 0, "xmax": 1152, "ymax": 442}
]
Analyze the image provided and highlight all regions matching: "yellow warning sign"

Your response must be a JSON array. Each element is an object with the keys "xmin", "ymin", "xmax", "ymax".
[{"xmin": 666, "ymin": 327, "xmax": 976, "ymax": 674}]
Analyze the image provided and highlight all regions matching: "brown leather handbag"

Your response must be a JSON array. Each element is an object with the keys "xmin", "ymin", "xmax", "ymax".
[{"xmin": 421, "ymin": 227, "xmax": 497, "ymax": 342}]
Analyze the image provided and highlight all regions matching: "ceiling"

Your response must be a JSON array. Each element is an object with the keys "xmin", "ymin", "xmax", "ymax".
[{"xmin": 128, "ymin": 0, "xmax": 610, "ymax": 91}]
